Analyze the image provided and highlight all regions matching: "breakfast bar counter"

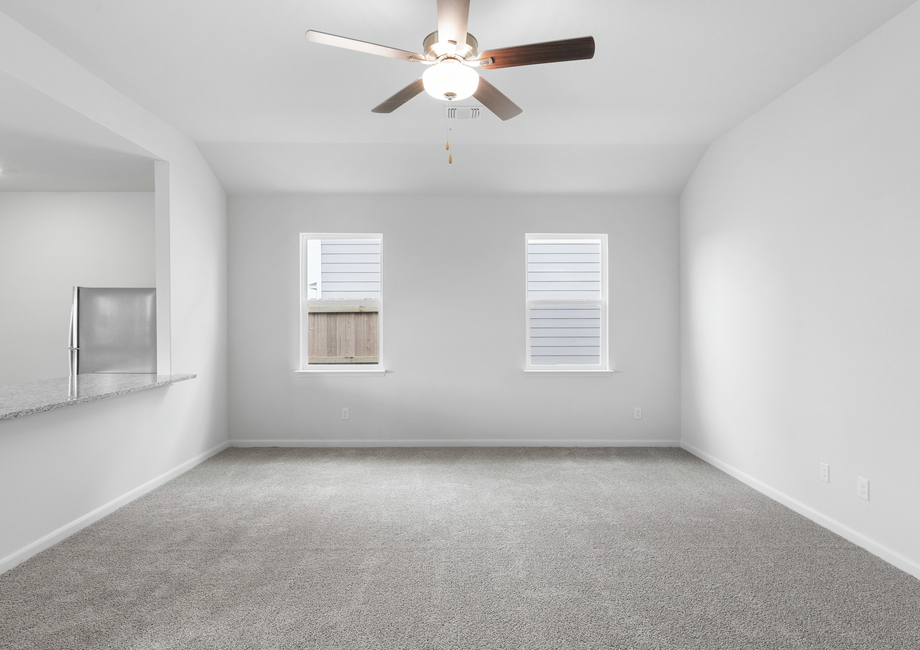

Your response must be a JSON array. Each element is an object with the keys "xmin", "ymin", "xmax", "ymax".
[{"xmin": 0, "ymin": 374, "xmax": 196, "ymax": 421}]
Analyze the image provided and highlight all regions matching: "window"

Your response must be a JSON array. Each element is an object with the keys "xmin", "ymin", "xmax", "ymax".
[
  {"xmin": 299, "ymin": 234, "xmax": 382, "ymax": 372},
  {"xmin": 525, "ymin": 234, "xmax": 608, "ymax": 371}
]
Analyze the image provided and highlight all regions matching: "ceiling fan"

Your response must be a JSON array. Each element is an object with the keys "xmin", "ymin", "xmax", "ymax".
[{"xmin": 305, "ymin": 0, "xmax": 595, "ymax": 121}]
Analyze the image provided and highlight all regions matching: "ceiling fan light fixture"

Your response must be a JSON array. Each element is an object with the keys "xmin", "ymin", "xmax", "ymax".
[{"xmin": 422, "ymin": 59, "xmax": 479, "ymax": 101}]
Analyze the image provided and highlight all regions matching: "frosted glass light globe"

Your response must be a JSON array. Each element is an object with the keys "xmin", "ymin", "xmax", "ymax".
[{"xmin": 422, "ymin": 59, "xmax": 479, "ymax": 101}]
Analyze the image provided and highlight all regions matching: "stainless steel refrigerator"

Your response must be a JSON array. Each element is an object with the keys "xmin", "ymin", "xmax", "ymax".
[{"xmin": 69, "ymin": 287, "xmax": 157, "ymax": 375}]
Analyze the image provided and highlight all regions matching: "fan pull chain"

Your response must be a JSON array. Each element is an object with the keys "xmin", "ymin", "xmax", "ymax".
[{"xmin": 446, "ymin": 99, "xmax": 453, "ymax": 164}]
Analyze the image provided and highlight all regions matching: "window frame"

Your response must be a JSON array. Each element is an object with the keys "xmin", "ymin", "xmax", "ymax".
[
  {"xmin": 524, "ymin": 233, "xmax": 610, "ymax": 373},
  {"xmin": 297, "ymin": 232, "xmax": 384, "ymax": 375}
]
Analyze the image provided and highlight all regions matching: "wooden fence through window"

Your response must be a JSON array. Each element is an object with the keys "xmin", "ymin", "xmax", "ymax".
[{"xmin": 308, "ymin": 305, "xmax": 378, "ymax": 364}]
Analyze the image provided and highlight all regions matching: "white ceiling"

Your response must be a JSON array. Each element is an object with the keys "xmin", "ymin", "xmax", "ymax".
[
  {"xmin": 0, "ymin": 70, "xmax": 155, "ymax": 191},
  {"xmin": 0, "ymin": 0, "xmax": 915, "ymax": 194}
]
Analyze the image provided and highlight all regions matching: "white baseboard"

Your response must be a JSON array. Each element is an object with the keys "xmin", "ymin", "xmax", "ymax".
[
  {"xmin": 681, "ymin": 441, "xmax": 920, "ymax": 581},
  {"xmin": 0, "ymin": 440, "xmax": 230, "ymax": 575},
  {"xmin": 231, "ymin": 438, "xmax": 681, "ymax": 448}
]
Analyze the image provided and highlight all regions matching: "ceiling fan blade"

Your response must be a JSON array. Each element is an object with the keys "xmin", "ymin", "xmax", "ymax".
[
  {"xmin": 437, "ymin": 0, "xmax": 470, "ymax": 51},
  {"xmin": 371, "ymin": 78, "xmax": 426, "ymax": 113},
  {"xmin": 478, "ymin": 36, "xmax": 595, "ymax": 70},
  {"xmin": 305, "ymin": 30, "xmax": 425, "ymax": 63},
  {"xmin": 473, "ymin": 77, "xmax": 522, "ymax": 121}
]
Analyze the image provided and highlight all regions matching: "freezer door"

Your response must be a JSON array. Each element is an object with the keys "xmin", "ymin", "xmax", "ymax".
[{"xmin": 77, "ymin": 287, "xmax": 157, "ymax": 374}]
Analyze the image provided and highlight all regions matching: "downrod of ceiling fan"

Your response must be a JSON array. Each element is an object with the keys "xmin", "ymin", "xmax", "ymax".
[{"xmin": 422, "ymin": 31, "xmax": 479, "ymax": 60}]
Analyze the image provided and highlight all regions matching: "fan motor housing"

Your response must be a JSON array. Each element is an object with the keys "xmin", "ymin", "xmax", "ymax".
[{"xmin": 423, "ymin": 31, "xmax": 478, "ymax": 60}]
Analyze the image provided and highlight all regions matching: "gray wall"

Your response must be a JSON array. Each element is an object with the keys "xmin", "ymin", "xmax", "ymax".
[
  {"xmin": 680, "ymin": 3, "xmax": 920, "ymax": 575},
  {"xmin": 0, "ymin": 13, "xmax": 228, "ymax": 570},
  {"xmin": 229, "ymin": 194, "xmax": 680, "ymax": 445},
  {"xmin": 0, "ymin": 191, "xmax": 155, "ymax": 385}
]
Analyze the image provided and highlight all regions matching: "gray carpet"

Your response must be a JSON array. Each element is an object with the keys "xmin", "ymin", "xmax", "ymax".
[{"xmin": 1, "ymin": 447, "xmax": 918, "ymax": 649}]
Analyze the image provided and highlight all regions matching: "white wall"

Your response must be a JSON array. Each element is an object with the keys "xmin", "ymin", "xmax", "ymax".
[
  {"xmin": 229, "ymin": 194, "xmax": 679, "ymax": 445},
  {"xmin": 0, "ymin": 13, "xmax": 228, "ymax": 569},
  {"xmin": 681, "ymin": 3, "xmax": 920, "ymax": 577},
  {"xmin": 0, "ymin": 192, "xmax": 155, "ymax": 385}
]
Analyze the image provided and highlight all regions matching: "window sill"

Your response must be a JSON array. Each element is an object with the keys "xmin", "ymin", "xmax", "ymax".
[
  {"xmin": 296, "ymin": 368, "xmax": 386, "ymax": 377},
  {"xmin": 524, "ymin": 369, "xmax": 616, "ymax": 377}
]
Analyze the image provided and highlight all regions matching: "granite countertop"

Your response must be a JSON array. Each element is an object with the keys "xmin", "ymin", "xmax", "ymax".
[{"xmin": 0, "ymin": 373, "xmax": 196, "ymax": 421}]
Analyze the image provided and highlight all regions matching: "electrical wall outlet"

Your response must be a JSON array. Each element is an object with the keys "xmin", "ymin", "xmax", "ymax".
[
  {"xmin": 634, "ymin": 407, "xmax": 642, "ymax": 419},
  {"xmin": 820, "ymin": 463, "xmax": 829, "ymax": 482},
  {"xmin": 857, "ymin": 476, "xmax": 869, "ymax": 500},
  {"xmin": 341, "ymin": 407, "xmax": 349, "ymax": 420}
]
